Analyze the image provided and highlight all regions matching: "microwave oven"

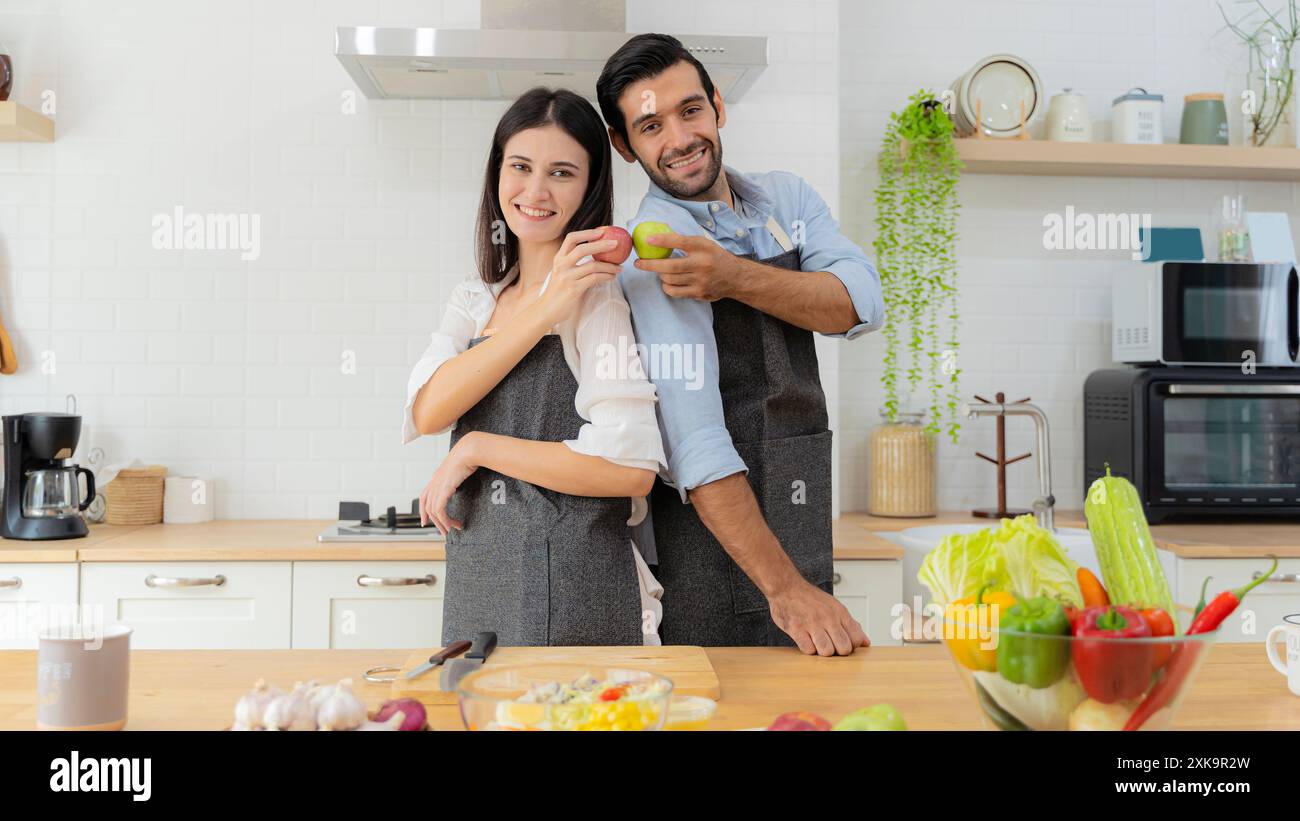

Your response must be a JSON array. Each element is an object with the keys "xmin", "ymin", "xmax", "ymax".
[
  {"xmin": 1084, "ymin": 368, "xmax": 1300, "ymax": 522},
  {"xmin": 1112, "ymin": 261, "xmax": 1298, "ymax": 367}
]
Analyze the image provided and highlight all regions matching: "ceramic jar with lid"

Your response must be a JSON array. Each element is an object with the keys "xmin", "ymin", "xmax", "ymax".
[
  {"xmin": 1046, "ymin": 89, "xmax": 1092, "ymax": 141},
  {"xmin": 1112, "ymin": 87, "xmax": 1164, "ymax": 144}
]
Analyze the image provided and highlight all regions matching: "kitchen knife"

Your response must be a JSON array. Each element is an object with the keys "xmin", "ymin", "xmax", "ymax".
[
  {"xmin": 403, "ymin": 638, "xmax": 472, "ymax": 680},
  {"xmin": 439, "ymin": 631, "xmax": 498, "ymax": 692}
]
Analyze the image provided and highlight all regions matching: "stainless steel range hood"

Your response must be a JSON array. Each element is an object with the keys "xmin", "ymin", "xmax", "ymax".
[{"xmin": 334, "ymin": 0, "xmax": 767, "ymax": 102}]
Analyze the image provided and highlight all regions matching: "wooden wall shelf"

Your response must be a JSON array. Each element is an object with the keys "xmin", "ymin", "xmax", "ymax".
[
  {"xmin": 0, "ymin": 101, "xmax": 55, "ymax": 142},
  {"xmin": 955, "ymin": 138, "xmax": 1300, "ymax": 182}
]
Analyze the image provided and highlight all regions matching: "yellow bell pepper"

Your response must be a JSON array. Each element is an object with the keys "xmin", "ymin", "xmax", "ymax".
[{"xmin": 943, "ymin": 584, "xmax": 1017, "ymax": 672}]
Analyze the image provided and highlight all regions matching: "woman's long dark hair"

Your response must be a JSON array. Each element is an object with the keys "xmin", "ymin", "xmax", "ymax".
[{"xmin": 475, "ymin": 87, "xmax": 613, "ymax": 285}]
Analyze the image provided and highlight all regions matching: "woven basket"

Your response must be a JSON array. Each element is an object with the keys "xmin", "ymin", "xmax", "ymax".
[{"xmin": 103, "ymin": 465, "xmax": 167, "ymax": 525}]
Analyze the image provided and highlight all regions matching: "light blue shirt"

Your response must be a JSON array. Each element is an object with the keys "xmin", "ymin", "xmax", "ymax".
[{"xmin": 619, "ymin": 166, "xmax": 884, "ymax": 501}]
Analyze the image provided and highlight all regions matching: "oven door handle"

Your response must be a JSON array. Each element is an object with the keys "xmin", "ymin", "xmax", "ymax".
[
  {"xmin": 1289, "ymin": 265, "xmax": 1299, "ymax": 362},
  {"xmin": 1165, "ymin": 384, "xmax": 1300, "ymax": 395}
]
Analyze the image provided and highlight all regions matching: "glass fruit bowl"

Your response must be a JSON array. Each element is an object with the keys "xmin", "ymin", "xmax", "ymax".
[
  {"xmin": 456, "ymin": 664, "xmax": 674, "ymax": 731},
  {"xmin": 940, "ymin": 619, "xmax": 1218, "ymax": 731}
]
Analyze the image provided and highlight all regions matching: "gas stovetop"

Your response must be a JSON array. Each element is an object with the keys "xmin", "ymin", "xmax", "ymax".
[{"xmin": 317, "ymin": 500, "xmax": 444, "ymax": 543}]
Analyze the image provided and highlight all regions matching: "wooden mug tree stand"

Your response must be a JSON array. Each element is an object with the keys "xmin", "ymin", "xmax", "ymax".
[
  {"xmin": 972, "ymin": 392, "xmax": 1033, "ymax": 519},
  {"xmin": 972, "ymin": 99, "xmax": 1030, "ymax": 140}
]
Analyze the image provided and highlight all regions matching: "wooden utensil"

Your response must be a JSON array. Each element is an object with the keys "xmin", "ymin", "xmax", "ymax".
[{"xmin": 390, "ymin": 645, "xmax": 722, "ymax": 704}]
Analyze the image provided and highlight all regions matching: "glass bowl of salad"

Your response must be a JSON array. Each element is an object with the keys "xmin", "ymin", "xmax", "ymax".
[
  {"xmin": 455, "ymin": 664, "xmax": 674, "ymax": 731},
  {"xmin": 940, "ymin": 601, "xmax": 1219, "ymax": 731}
]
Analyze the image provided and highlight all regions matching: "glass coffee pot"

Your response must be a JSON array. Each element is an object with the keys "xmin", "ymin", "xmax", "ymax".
[{"xmin": 22, "ymin": 465, "xmax": 95, "ymax": 518}]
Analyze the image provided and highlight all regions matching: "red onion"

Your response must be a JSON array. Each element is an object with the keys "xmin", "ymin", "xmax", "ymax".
[{"xmin": 373, "ymin": 698, "xmax": 428, "ymax": 731}]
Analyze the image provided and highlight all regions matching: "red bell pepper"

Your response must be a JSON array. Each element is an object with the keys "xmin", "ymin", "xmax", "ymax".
[
  {"xmin": 1139, "ymin": 607, "xmax": 1175, "ymax": 671},
  {"xmin": 1070, "ymin": 605, "xmax": 1153, "ymax": 704}
]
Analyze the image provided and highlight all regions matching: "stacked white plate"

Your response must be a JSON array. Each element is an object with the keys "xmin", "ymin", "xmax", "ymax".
[{"xmin": 948, "ymin": 54, "xmax": 1043, "ymax": 138}]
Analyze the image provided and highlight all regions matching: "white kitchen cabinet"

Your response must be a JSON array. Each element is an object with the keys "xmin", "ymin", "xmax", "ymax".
[
  {"xmin": 833, "ymin": 560, "xmax": 904, "ymax": 647},
  {"xmin": 80, "ymin": 562, "xmax": 291, "ymax": 649},
  {"xmin": 0, "ymin": 563, "xmax": 80, "ymax": 649},
  {"xmin": 291, "ymin": 561, "xmax": 444, "ymax": 649},
  {"xmin": 1175, "ymin": 556, "xmax": 1300, "ymax": 643}
]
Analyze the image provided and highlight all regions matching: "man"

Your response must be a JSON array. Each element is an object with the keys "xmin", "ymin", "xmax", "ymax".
[{"xmin": 596, "ymin": 34, "xmax": 885, "ymax": 656}]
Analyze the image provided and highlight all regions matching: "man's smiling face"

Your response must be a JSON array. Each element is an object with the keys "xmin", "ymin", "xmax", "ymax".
[{"xmin": 611, "ymin": 60, "xmax": 726, "ymax": 200}]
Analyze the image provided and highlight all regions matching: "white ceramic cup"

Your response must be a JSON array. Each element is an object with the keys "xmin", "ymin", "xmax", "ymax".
[{"xmin": 1266, "ymin": 614, "xmax": 1300, "ymax": 696}]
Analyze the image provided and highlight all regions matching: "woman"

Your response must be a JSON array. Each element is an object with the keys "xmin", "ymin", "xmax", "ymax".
[{"xmin": 403, "ymin": 87, "xmax": 667, "ymax": 647}]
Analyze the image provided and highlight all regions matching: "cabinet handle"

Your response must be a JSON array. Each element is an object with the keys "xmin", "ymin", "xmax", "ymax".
[
  {"xmin": 357, "ymin": 574, "xmax": 437, "ymax": 588},
  {"xmin": 145, "ymin": 574, "xmax": 226, "ymax": 588},
  {"xmin": 1252, "ymin": 571, "xmax": 1300, "ymax": 583},
  {"xmin": 0, "ymin": 577, "xmax": 20, "ymax": 590},
  {"xmin": 831, "ymin": 572, "xmax": 843, "ymax": 587}
]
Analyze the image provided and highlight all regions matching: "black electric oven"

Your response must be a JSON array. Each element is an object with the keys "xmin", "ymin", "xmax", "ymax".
[{"xmin": 1084, "ymin": 368, "xmax": 1300, "ymax": 522}]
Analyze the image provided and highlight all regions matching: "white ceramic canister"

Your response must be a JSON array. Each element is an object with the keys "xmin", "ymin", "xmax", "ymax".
[
  {"xmin": 1111, "ymin": 87, "xmax": 1163, "ymax": 144},
  {"xmin": 1046, "ymin": 88, "xmax": 1092, "ymax": 141}
]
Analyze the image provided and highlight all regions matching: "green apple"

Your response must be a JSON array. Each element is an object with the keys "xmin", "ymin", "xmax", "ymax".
[
  {"xmin": 832, "ymin": 703, "xmax": 907, "ymax": 731},
  {"xmin": 631, "ymin": 221, "xmax": 673, "ymax": 260}
]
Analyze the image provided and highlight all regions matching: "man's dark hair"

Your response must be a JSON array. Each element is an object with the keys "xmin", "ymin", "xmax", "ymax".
[{"xmin": 596, "ymin": 33, "xmax": 718, "ymax": 144}]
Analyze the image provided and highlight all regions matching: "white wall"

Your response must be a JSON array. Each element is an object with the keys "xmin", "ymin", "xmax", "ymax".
[
  {"xmin": 838, "ymin": 0, "xmax": 1298, "ymax": 513},
  {"xmin": 0, "ymin": 0, "xmax": 844, "ymax": 519}
]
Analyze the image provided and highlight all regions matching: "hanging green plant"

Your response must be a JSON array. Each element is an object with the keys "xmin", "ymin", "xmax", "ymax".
[{"xmin": 873, "ymin": 89, "xmax": 963, "ymax": 442}]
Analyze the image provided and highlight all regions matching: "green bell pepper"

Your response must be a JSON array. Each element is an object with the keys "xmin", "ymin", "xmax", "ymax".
[{"xmin": 996, "ymin": 596, "xmax": 1071, "ymax": 689}]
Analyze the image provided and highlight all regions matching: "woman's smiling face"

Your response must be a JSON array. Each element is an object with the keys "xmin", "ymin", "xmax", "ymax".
[{"xmin": 498, "ymin": 124, "xmax": 591, "ymax": 245}]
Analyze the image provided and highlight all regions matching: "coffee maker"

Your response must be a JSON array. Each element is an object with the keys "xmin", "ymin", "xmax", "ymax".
[{"xmin": 1, "ymin": 413, "xmax": 95, "ymax": 540}]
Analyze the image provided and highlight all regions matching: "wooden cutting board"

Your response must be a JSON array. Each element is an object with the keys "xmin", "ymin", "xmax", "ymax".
[{"xmin": 390, "ymin": 645, "xmax": 721, "ymax": 704}]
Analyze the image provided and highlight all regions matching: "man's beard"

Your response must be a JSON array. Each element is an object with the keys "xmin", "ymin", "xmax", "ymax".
[{"xmin": 640, "ymin": 139, "xmax": 723, "ymax": 199}]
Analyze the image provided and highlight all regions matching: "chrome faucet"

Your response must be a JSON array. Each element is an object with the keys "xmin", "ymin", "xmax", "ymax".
[{"xmin": 962, "ymin": 401, "xmax": 1055, "ymax": 531}]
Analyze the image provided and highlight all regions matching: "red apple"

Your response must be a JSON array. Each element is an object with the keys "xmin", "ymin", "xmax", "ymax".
[
  {"xmin": 594, "ymin": 226, "xmax": 633, "ymax": 264},
  {"xmin": 767, "ymin": 711, "xmax": 832, "ymax": 731}
]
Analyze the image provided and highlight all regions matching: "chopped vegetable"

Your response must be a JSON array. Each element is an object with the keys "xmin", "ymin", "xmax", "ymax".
[
  {"xmin": 1070, "ymin": 606, "xmax": 1153, "ymax": 703},
  {"xmin": 1084, "ymin": 467, "xmax": 1178, "ymax": 629},
  {"xmin": 997, "ymin": 596, "xmax": 1071, "ymax": 689},
  {"xmin": 943, "ymin": 583, "xmax": 1016, "ymax": 672},
  {"xmin": 1077, "ymin": 567, "xmax": 1109, "ymax": 608}
]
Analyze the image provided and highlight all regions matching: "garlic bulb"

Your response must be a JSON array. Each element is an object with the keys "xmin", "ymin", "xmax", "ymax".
[
  {"xmin": 316, "ymin": 679, "xmax": 368, "ymax": 731},
  {"xmin": 263, "ymin": 682, "xmax": 316, "ymax": 731},
  {"xmin": 233, "ymin": 678, "xmax": 282, "ymax": 730},
  {"xmin": 306, "ymin": 680, "xmax": 337, "ymax": 712}
]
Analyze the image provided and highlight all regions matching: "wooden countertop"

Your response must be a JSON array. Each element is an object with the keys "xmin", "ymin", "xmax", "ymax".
[
  {"xmin": 0, "ymin": 644, "xmax": 1291, "ymax": 730},
  {"xmin": 4, "ymin": 516, "xmax": 903, "ymax": 563}
]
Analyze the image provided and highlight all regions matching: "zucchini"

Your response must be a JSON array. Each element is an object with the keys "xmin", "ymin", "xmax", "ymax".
[{"xmin": 1084, "ymin": 467, "xmax": 1179, "ymax": 632}]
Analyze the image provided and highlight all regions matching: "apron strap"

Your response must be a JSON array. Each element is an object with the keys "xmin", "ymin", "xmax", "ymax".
[{"xmin": 764, "ymin": 216, "xmax": 794, "ymax": 253}]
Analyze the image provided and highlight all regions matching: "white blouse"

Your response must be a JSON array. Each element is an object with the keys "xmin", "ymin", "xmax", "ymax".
[
  {"xmin": 402, "ymin": 266, "xmax": 668, "ymax": 645},
  {"xmin": 401, "ymin": 265, "xmax": 667, "ymax": 476}
]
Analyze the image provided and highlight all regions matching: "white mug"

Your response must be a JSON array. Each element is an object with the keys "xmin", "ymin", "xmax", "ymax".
[{"xmin": 1266, "ymin": 614, "xmax": 1300, "ymax": 696}]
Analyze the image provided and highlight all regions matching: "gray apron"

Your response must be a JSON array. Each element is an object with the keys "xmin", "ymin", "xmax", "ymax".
[
  {"xmin": 441, "ymin": 334, "xmax": 644, "ymax": 646},
  {"xmin": 650, "ymin": 217, "xmax": 834, "ymax": 646}
]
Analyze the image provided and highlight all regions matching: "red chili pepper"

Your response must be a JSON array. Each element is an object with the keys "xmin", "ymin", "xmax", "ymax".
[
  {"xmin": 1124, "ymin": 557, "xmax": 1279, "ymax": 731},
  {"xmin": 1071, "ymin": 606, "xmax": 1153, "ymax": 703},
  {"xmin": 1139, "ymin": 607, "xmax": 1175, "ymax": 670},
  {"xmin": 1187, "ymin": 557, "xmax": 1277, "ymax": 635}
]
